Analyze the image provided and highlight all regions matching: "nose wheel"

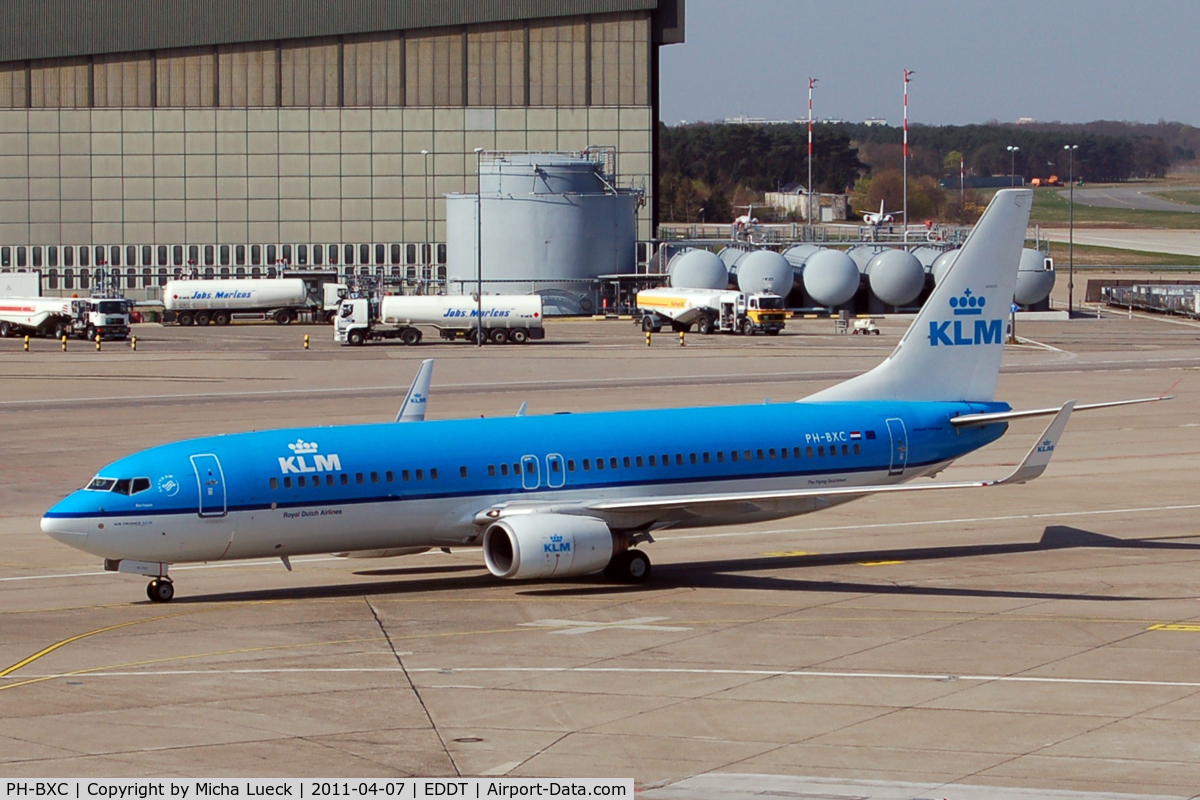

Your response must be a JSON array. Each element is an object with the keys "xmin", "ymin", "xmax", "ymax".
[{"xmin": 147, "ymin": 578, "xmax": 175, "ymax": 603}]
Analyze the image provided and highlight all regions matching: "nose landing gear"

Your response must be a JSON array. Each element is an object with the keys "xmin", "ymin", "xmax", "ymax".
[{"xmin": 147, "ymin": 578, "xmax": 175, "ymax": 603}]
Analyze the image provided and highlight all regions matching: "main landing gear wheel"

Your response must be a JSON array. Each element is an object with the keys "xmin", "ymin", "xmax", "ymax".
[
  {"xmin": 604, "ymin": 549, "xmax": 651, "ymax": 583},
  {"xmin": 147, "ymin": 578, "xmax": 175, "ymax": 603}
]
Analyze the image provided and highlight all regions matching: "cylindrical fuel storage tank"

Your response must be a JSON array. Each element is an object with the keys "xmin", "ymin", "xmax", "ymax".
[
  {"xmin": 801, "ymin": 249, "xmax": 860, "ymax": 308},
  {"xmin": 735, "ymin": 250, "xmax": 794, "ymax": 296},
  {"xmin": 445, "ymin": 153, "xmax": 643, "ymax": 312},
  {"xmin": 716, "ymin": 246, "xmax": 749, "ymax": 271},
  {"xmin": 847, "ymin": 245, "xmax": 885, "ymax": 272},
  {"xmin": 931, "ymin": 249, "xmax": 960, "ymax": 285},
  {"xmin": 910, "ymin": 246, "xmax": 944, "ymax": 269},
  {"xmin": 668, "ymin": 248, "xmax": 729, "ymax": 290},
  {"xmin": 865, "ymin": 249, "xmax": 925, "ymax": 307},
  {"xmin": 1015, "ymin": 248, "xmax": 1056, "ymax": 306},
  {"xmin": 781, "ymin": 244, "xmax": 822, "ymax": 270}
]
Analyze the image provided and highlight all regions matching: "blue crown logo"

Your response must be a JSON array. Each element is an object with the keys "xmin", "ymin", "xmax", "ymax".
[
  {"xmin": 549, "ymin": 534, "xmax": 563, "ymax": 542},
  {"xmin": 949, "ymin": 288, "xmax": 985, "ymax": 316}
]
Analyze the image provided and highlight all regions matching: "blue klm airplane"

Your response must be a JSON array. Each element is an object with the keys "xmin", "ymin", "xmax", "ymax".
[{"xmin": 42, "ymin": 190, "xmax": 1163, "ymax": 602}]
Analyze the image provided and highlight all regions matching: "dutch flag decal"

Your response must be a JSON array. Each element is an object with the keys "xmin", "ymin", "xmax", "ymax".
[{"xmin": 850, "ymin": 431, "xmax": 862, "ymax": 440}]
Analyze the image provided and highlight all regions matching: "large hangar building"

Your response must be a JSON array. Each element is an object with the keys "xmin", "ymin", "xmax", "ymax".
[{"xmin": 0, "ymin": 0, "xmax": 682, "ymax": 286}]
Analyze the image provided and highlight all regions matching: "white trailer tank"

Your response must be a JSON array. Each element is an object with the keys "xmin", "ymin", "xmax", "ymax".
[
  {"xmin": 380, "ymin": 295, "xmax": 543, "ymax": 330},
  {"xmin": 0, "ymin": 296, "xmax": 71, "ymax": 337},
  {"xmin": 163, "ymin": 279, "xmax": 310, "ymax": 325}
]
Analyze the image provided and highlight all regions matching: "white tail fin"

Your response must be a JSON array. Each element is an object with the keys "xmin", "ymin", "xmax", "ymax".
[
  {"xmin": 395, "ymin": 359, "xmax": 433, "ymax": 422},
  {"xmin": 808, "ymin": 188, "xmax": 1032, "ymax": 403}
]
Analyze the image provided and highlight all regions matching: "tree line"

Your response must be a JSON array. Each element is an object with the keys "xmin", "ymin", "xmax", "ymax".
[{"xmin": 658, "ymin": 119, "xmax": 1191, "ymax": 223}]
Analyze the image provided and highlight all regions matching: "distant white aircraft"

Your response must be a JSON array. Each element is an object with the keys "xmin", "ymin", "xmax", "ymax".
[
  {"xmin": 860, "ymin": 200, "xmax": 904, "ymax": 226},
  {"xmin": 732, "ymin": 205, "xmax": 760, "ymax": 240}
]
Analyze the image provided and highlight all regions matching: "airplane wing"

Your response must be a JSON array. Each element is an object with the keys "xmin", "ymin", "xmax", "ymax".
[
  {"xmin": 475, "ymin": 403, "xmax": 1074, "ymax": 527},
  {"xmin": 395, "ymin": 359, "xmax": 434, "ymax": 422},
  {"xmin": 951, "ymin": 395, "xmax": 1169, "ymax": 428}
]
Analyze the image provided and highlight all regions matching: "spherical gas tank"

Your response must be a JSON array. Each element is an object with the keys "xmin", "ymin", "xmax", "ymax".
[
  {"xmin": 930, "ymin": 249, "xmax": 960, "ymax": 285},
  {"xmin": 667, "ymin": 248, "xmax": 729, "ymax": 290},
  {"xmin": 1015, "ymin": 248, "xmax": 1056, "ymax": 305},
  {"xmin": 865, "ymin": 249, "xmax": 925, "ymax": 307},
  {"xmin": 847, "ymin": 245, "xmax": 884, "ymax": 272},
  {"xmin": 735, "ymin": 249, "xmax": 794, "ymax": 296},
  {"xmin": 802, "ymin": 249, "xmax": 860, "ymax": 308}
]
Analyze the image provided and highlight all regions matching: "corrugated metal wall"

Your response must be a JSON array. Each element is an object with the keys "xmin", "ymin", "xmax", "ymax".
[{"xmin": 0, "ymin": 0, "xmax": 659, "ymax": 62}]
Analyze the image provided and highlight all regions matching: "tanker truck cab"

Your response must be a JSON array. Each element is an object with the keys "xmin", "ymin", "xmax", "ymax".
[
  {"xmin": 746, "ymin": 293, "xmax": 786, "ymax": 335},
  {"xmin": 335, "ymin": 297, "xmax": 375, "ymax": 346},
  {"xmin": 73, "ymin": 297, "xmax": 132, "ymax": 341}
]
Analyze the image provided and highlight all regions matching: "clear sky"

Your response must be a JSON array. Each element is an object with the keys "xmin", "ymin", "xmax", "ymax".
[{"xmin": 659, "ymin": 0, "xmax": 1200, "ymax": 127}]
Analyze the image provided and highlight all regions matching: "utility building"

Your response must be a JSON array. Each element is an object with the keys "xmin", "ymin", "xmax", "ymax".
[{"xmin": 0, "ymin": 0, "xmax": 682, "ymax": 289}]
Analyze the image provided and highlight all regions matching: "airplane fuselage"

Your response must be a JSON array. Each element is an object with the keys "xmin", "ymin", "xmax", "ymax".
[{"xmin": 42, "ymin": 400, "xmax": 1008, "ymax": 565}]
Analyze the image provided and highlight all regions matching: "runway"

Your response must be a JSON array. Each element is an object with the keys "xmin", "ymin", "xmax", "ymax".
[{"xmin": 2, "ymin": 309, "xmax": 1200, "ymax": 797}]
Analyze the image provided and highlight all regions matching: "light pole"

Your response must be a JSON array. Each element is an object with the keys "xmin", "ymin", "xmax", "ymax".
[
  {"xmin": 807, "ymin": 77, "xmax": 817, "ymax": 229},
  {"xmin": 1064, "ymin": 144, "xmax": 1078, "ymax": 317},
  {"xmin": 902, "ymin": 69, "xmax": 913, "ymax": 239},
  {"xmin": 1006, "ymin": 146, "xmax": 1020, "ymax": 187},
  {"xmin": 474, "ymin": 146, "xmax": 484, "ymax": 347},
  {"xmin": 420, "ymin": 149, "xmax": 430, "ymax": 271}
]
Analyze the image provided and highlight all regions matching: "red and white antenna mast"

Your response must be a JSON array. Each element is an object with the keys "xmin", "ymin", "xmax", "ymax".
[
  {"xmin": 902, "ymin": 69, "xmax": 914, "ymax": 239},
  {"xmin": 807, "ymin": 77, "xmax": 818, "ymax": 227}
]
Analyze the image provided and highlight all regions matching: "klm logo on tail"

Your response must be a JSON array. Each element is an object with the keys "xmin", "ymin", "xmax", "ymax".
[{"xmin": 929, "ymin": 289, "xmax": 1003, "ymax": 347}]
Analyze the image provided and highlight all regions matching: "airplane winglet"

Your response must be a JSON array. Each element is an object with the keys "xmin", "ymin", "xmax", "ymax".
[
  {"xmin": 516, "ymin": 401, "xmax": 527, "ymax": 417},
  {"xmin": 993, "ymin": 400, "xmax": 1074, "ymax": 485},
  {"xmin": 396, "ymin": 359, "xmax": 434, "ymax": 423}
]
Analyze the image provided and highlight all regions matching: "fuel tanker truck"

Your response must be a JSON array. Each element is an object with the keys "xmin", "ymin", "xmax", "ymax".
[
  {"xmin": 635, "ymin": 287, "xmax": 787, "ymax": 336},
  {"xmin": 163, "ymin": 278, "xmax": 319, "ymax": 325},
  {"xmin": 335, "ymin": 294, "xmax": 545, "ymax": 345},
  {"xmin": 0, "ymin": 296, "xmax": 131, "ymax": 340}
]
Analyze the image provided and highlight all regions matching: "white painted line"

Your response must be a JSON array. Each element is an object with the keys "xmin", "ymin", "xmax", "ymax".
[
  {"xmin": 479, "ymin": 762, "xmax": 523, "ymax": 777},
  {"xmin": 519, "ymin": 616, "xmax": 691, "ymax": 635},
  {"xmin": 17, "ymin": 665, "xmax": 1200, "ymax": 691}
]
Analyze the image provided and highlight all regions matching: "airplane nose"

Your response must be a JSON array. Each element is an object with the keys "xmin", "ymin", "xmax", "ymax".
[{"xmin": 41, "ymin": 513, "xmax": 89, "ymax": 545}]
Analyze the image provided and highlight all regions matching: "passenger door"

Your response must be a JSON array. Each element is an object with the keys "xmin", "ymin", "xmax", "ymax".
[
  {"xmin": 885, "ymin": 418, "xmax": 908, "ymax": 476},
  {"xmin": 545, "ymin": 453, "xmax": 565, "ymax": 488},
  {"xmin": 520, "ymin": 455, "xmax": 541, "ymax": 490},
  {"xmin": 191, "ymin": 454, "xmax": 227, "ymax": 517}
]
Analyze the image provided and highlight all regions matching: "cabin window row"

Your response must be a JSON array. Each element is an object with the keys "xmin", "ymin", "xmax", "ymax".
[
  {"xmin": 479, "ymin": 443, "xmax": 863, "ymax": 478},
  {"xmin": 269, "ymin": 467, "xmax": 440, "ymax": 490}
]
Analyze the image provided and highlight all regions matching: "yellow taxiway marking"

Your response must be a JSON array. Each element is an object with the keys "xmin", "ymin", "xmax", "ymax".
[
  {"xmin": 1147, "ymin": 623, "xmax": 1200, "ymax": 632},
  {"xmin": 0, "ymin": 610, "xmax": 194, "ymax": 680},
  {"xmin": 858, "ymin": 560, "xmax": 905, "ymax": 566}
]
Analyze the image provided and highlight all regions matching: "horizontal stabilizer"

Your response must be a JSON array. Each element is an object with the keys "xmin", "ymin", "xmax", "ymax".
[
  {"xmin": 951, "ymin": 395, "xmax": 1170, "ymax": 428},
  {"xmin": 396, "ymin": 359, "xmax": 434, "ymax": 423}
]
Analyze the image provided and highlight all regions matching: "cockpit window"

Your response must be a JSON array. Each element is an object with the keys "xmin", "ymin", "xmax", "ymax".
[{"xmin": 85, "ymin": 476, "xmax": 151, "ymax": 495}]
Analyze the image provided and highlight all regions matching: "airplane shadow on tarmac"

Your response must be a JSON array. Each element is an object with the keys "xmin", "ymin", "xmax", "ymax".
[{"xmin": 172, "ymin": 526, "xmax": 1200, "ymax": 605}]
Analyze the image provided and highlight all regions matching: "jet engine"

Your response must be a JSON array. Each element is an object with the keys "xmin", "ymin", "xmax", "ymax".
[{"xmin": 483, "ymin": 514, "xmax": 613, "ymax": 579}]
